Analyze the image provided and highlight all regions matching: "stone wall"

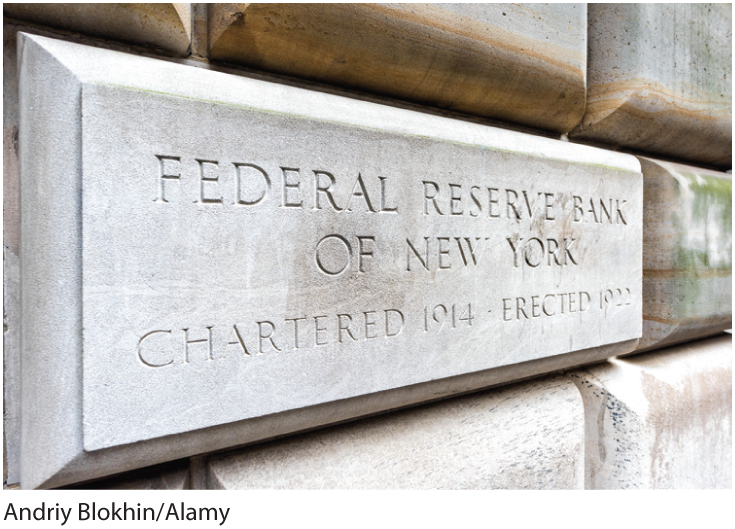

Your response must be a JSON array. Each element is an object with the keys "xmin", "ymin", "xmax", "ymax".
[{"xmin": 3, "ymin": 3, "xmax": 731, "ymax": 490}]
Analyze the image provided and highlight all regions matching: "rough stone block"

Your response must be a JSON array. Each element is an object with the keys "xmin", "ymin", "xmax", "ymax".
[
  {"xmin": 571, "ymin": 334, "xmax": 732, "ymax": 489},
  {"xmin": 571, "ymin": 4, "xmax": 732, "ymax": 168},
  {"xmin": 206, "ymin": 375, "xmax": 584, "ymax": 489},
  {"xmin": 18, "ymin": 34, "xmax": 640, "ymax": 489},
  {"xmin": 64, "ymin": 461, "xmax": 190, "ymax": 490},
  {"xmin": 3, "ymin": 3, "xmax": 191, "ymax": 56},
  {"xmin": 638, "ymin": 157, "xmax": 731, "ymax": 352},
  {"xmin": 208, "ymin": 3, "xmax": 587, "ymax": 133}
]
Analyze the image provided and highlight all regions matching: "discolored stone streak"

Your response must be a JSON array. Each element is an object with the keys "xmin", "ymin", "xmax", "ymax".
[
  {"xmin": 208, "ymin": 3, "xmax": 587, "ymax": 133},
  {"xmin": 3, "ymin": 3, "xmax": 192, "ymax": 55},
  {"xmin": 571, "ymin": 335, "xmax": 732, "ymax": 489},
  {"xmin": 635, "ymin": 157, "xmax": 731, "ymax": 352},
  {"xmin": 571, "ymin": 4, "xmax": 732, "ymax": 168}
]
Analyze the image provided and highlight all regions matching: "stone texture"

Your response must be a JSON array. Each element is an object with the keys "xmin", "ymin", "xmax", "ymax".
[
  {"xmin": 3, "ymin": 22, "xmax": 21, "ymax": 486},
  {"xmin": 208, "ymin": 3, "xmax": 587, "ymax": 133},
  {"xmin": 3, "ymin": 3, "xmax": 191, "ymax": 56},
  {"xmin": 65, "ymin": 461, "xmax": 190, "ymax": 490},
  {"xmin": 206, "ymin": 375, "xmax": 584, "ymax": 489},
  {"xmin": 571, "ymin": 334, "xmax": 732, "ymax": 489},
  {"xmin": 19, "ymin": 33, "xmax": 640, "ymax": 489},
  {"xmin": 637, "ymin": 157, "xmax": 731, "ymax": 352},
  {"xmin": 571, "ymin": 4, "xmax": 732, "ymax": 169}
]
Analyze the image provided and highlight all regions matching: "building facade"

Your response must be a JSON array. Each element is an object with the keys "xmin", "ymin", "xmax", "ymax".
[{"xmin": 3, "ymin": 3, "xmax": 731, "ymax": 490}]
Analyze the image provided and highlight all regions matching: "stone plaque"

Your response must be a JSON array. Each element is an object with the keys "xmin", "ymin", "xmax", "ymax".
[
  {"xmin": 82, "ymin": 89, "xmax": 642, "ymax": 449},
  {"xmin": 20, "ymin": 35, "xmax": 641, "ymax": 487}
]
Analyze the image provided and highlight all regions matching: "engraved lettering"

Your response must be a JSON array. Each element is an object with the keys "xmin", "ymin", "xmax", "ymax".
[
  {"xmin": 587, "ymin": 198, "xmax": 599, "ymax": 223},
  {"xmin": 285, "ymin": 317, "xmax": 306, "ymax": 350},
  {"xmin": 385, "ymin": 309, "xmax": 405, "ymax": 337},
  {"xmin": 542, "ymin": 294, "xmax": 555, "ymax": 316},
  {"xmin": 437, "ymin": 237, "xmax": 451, "ymax": 269},
  {"xmin": 431, "ymin": 304, "xmax": 449, "ymax": 331},
  {"xmin": 509, "ymin": 237, "xmax": 578, "ymax": 268},
  {"xmin": 573, "ymin": 195, "xmax": 584, "ymax": 222},
  {"xmin": 314, "ymin": 315, "xmax": 328, "ymax": 345},
  {"xmin": 563, "ymin": 238, "xmax": 578, "ymax": 265},
  {"xmin": 455, "ymin": 237, "xmax": 489, "ymax": 266},
  {"xmin": 506, "ymin": 189, "xmax": 521, "ymax": 220},
  {"xmin": 580, "ymin": 291, "xmax": 591, "ymax": 311},
  {"xmin": 559, "ymin": 293, "xmax": 568, "ymax": 313},
  {"xmin": 338, "ymin": 314, "xmax": 357, "ymax": 343},
  {"xmin": 138, "ymin": 330, "xmax": 173, "ymax": 367},
  {"xmin": 524, "ymin": 238, "xmax": 544, "ymax": 267},
  {"xmin": 544, "ymin": 193, "xmax": 555, "ymax": 221},
  {"xmin": 406, "ymin": 237, "xmax": 430, "ymax": 271},
  {"xmin": 234, "ymin": 163, "xmax": 270, "ymax": 206},
  {"xmin": 313, "ymin": 170, "xmax": 342, "ymax": 211},
  {"xmin": 155, "ymin": 155, "xmax": 181, "ymax": 203},
  {"xmin": 281, "ymin": 167, "xmax": 303, "ymax": 208},
  {"xmin": 345, "ymin": 173, "xmax": 375, "ymax": 212},
  {"xmin": 531, "ymin": 295, "xmax": 541, "ymax": 317},
  {"xmin": 501, "ymin": 291, "xmax": 592, "ymax": 321},
  {"xmin": 516, "ymin": 297, "xmax": 528, "ymax": 319},
  {"xmin": 503, "ymin": 298, "xmax": 513, "ymax": 321},
  {"xmin": 257, "ymin": 321, "xmax": 281, "ymax": 352},
  {"xmin": 469, "ymin": 186, "xmax": 482, "ymax": 217},
  {"xmin": 226, "ymin": 324, "xmax": 250, "ymax": 356},
  {"xmin": 488, "ymin": 188, "xmax": 500, "ymax": 217},
  {"xmin": 599, "ymin": 198, "xmax": 612, "ymax": 223},
  {"xmin": 356, "ymin": 235, "xmax": 375, "ymax": 273},
  {"xmin": 522, "ymin": 190, "xmax": 535, "ymax": 218},
  {"xmin": 422, "ymin": 181, "xmax": 443, "ymax": 215},
  {"xmin": 315, "ymin": 234, "xmax": 351, "ymax": 275},
  {"xmin": 449, "ymin": 184, "xmax": 463, "ymax": 215},
  {"xmin": 572, "ymin": 195, "xmax": 627, "ymax": 225},
  {"xmin": 183, "ymin": 326, "xmax": 214, "ymax": 363},
  {"xmin": 364, "ymin": 311, "xmax": 377, "ymax": 339},
  {"xmin": 378, "ymin": 177, "xmax": 398, "ymax": 213},
  {"xmin": 196, "ymin": 159, "xmax": 222, "ymax": 204},
  {"xmin": 547, "ymin": 238, "xmax": 561, "ymax": 265},
  {"xmin": 616, "ymin": 200, "xmax": 627, "ymax": 225},
  {"xmin": 507, "ymin": 237, "xmax": 523, "ymax": 268}
]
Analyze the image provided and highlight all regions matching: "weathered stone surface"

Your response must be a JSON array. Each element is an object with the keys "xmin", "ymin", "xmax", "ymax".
[
  {"xmin": 3, "ymin": 3, "xmax": 191, "ymax": 55},
  {"xmin": 3, "ymin": 22, "xmax": 21, "ymax": 486},
  {"xmin": 19, "ymin": 34, "xmax": 640, "ymax": 489},
  {"xmin": 571, "ymin": 334, "xmax": 732, "ymax": 489},
  {"xmin": 571, "ymin": 4, "xmax": 732, "ymax": 168},
  {"xmin": 65, "ymin": 461, "xmax": 190, "ymax": 490},
  {"xmin": 637, "ymin": 157, "xmax": 731, "ymax": 352},
  {"xmin": 206, "ymin": 375, "xmax": 584, "ymax": 489},
  {"xmin": 208, "ymin": 3, "xmax": 587, "ymax": 133}
]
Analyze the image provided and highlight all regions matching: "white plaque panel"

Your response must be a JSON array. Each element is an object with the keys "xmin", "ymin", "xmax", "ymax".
[{"xmin": 80, "ymin": 89, "xmax": 642, "ymax": 448}]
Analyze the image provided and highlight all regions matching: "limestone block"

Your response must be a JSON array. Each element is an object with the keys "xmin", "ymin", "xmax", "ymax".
[
  {"xmin": 208, "ymin": 3, "xmax": 587, "ymax": 133},
  {"xmin": 571, "ymin": 4, "xmax": 732, "ymax": 169},
  {"xmin": 3, "ymin": 23, "xmax": 21, "ymax": 486},
  {"xmin": 3, "ymin": 3, "xmax": 191, "ymax": 55},
  {"xmin": 571, "ymin": 334, "xmax": 732, "ymax": 489},
  {"xmin": 65, "ymin": 462, "xmax": 190, "ymax": 490},
  {"xmin": 18, "ymin": 33, "xmax": 640, "ymax": 489},
  {"xmin": 206, "ymin": 375, "xmax": 584, "ymax": 489},
  {"xmin": 638, "ymin": 157, "xmax": 731, "ymax": 352}
]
